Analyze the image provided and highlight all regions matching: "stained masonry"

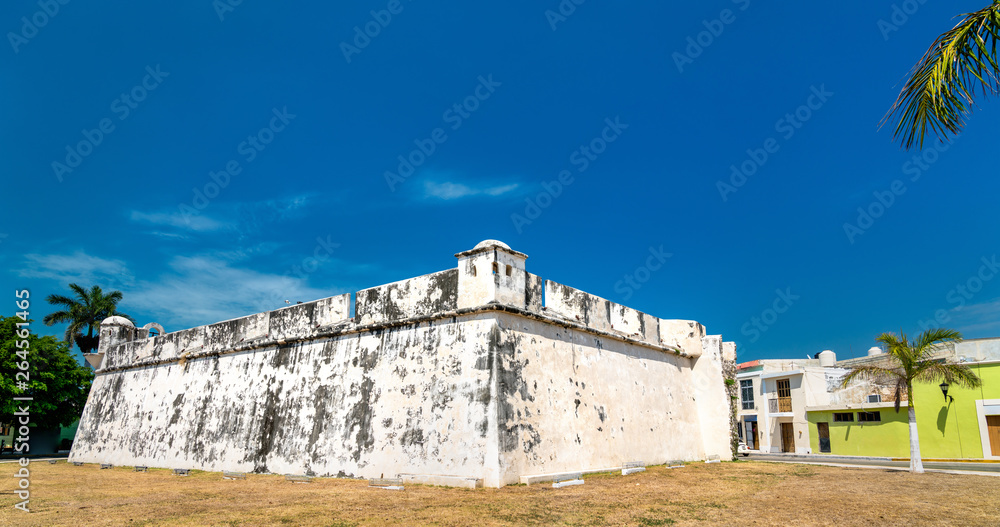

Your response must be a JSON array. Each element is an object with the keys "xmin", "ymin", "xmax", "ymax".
[{"xmin": 70, "ymin": 240, "xmax": 736, "ymax": 487}]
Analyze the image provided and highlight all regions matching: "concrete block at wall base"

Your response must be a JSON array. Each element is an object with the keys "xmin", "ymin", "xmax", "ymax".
[
  {"xmin": 519, "ymin": 466, "xmax": 624, "ymax": 485},
  {"xmin": 397, "ymin": 474, "xmax": 483, "ymax": 489}
]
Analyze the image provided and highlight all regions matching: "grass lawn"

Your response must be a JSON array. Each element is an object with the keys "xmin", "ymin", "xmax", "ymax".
[{"xmin": 1, "ymin": 460, "xmax": 997, "ymax": 526}]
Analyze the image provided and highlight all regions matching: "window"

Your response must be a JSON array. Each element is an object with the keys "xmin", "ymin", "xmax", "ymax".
[
  {"xmin": 776, "ymin": 379, "xmax": 792, "ymax": 412},
  {"xmin": 471, "ymin": 265, "xmax": 477, "ymax": 277},
  {"xmin": 740, "ymin": 380, "xmax": 755, "ymax": 410},
  {"xmin": 492, "ymin": 262, "xmax": 498, "ymax": 274},
  {"xmin": 858, "ymin": 411, "xmax": 881, "ymax": 422},
  {"xmin": 505, "ymin": 264, "xmax": 512, "ymax": 276},
  {"xmin": 833, "ymin": 412, "xmax": 854, "ymax": 422},
  {"xmin": 867, "ymin": 394, "xmax": 881, "ymax": 403}
]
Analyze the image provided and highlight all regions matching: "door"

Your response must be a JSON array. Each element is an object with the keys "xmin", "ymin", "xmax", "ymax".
[
  {"xmin": 744, "ymin": 421, "xmax": 759, "ymax": 450},
  {"xmin": 817, "ymin": 422, "xmax": 831, "ymax": 453},
  {"xmin": 780, "ymin": 423, "xmax": 795, "ymax": 453},
  {"xmin": 988, "ymin": 416, "xmax": 1000, "ymax": 457}
]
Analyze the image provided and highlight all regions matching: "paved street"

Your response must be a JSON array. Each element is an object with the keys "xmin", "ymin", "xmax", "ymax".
[{"xmin": 748, "ymin": 453, "xmax": 1000, "ymax": 475}]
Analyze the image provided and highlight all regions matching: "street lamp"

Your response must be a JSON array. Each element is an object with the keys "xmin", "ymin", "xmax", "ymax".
[{"xmin": 939, "ymin": 381, "xmax": 953, "ymax": 403}]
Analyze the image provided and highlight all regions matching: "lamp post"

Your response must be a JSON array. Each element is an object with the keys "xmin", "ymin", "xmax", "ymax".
[{"xmin": 939, "ymin": 381, "xmax": 953, "ymax": 403}]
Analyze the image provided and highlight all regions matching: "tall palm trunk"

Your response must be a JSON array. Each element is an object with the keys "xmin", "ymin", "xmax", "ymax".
[{"xmin": 907, "ymin": 384, "xmax": 924, "ymax": 473}]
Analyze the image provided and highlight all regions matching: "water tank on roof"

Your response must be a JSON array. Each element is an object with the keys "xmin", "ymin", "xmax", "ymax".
[
  {"xmin": 818, "ymin": 350, "xmax": 836, "ymax": 367},
  {"xmin": 867, "ymin": 346, "xmax": 883, "ymax": 357}
]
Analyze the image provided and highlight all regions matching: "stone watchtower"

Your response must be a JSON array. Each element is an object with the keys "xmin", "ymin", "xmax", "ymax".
[{"xmin": 455, "ymin": 239, "xmax": 531, "ymax": 309}]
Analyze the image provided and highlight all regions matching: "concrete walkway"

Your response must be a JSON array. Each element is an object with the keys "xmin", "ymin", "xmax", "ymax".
[{"xmin": 748, "ymin": 453, "xmax": 1000, "ymax": 477}]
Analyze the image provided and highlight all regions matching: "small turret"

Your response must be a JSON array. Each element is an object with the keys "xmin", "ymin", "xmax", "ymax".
[{"xmin": 455, "ymin": 240, "xmax": 528, "ymax": 309}]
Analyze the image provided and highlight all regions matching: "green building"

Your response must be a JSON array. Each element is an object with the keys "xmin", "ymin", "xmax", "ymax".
[{"xmin": 807, "ymin": 351, "xmax": 1000, "ymax": 460}]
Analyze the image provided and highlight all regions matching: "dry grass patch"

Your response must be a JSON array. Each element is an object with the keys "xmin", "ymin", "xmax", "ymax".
[{"xmin": 1, "ymin": 461, "xmax": 997, "ymax": 526}]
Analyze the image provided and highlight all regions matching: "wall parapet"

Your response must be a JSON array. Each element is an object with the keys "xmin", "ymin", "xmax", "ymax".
[
  {"xmin": 95, "ymin": 240, "xmax": 715, "ymax": 370},
  {"xmin": 95, "ymin": 302, "xmax": 694, "ymax": 374}
]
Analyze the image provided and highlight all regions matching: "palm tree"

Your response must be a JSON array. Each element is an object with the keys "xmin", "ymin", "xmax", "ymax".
[
  {"xmin": 840, "ymin": 328, "xmax": 981, "ymax": 473},
  {"xmin": 882, "ymin": 2, "xmax": 1000, "ymax": 149},
  {"xmin": 43, "ymin": 284, "xmax": 134, "ymax": 354}
]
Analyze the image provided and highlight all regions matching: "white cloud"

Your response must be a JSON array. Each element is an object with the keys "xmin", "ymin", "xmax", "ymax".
[
  {"xmin": 422, "ymin": 181, "xmax": 519, "ymax": 200},
  {"xmin": 128, "ymin": 194, "xmax": 316, "ymax": 236},
  {"xmin": 130, "ymin": 210, "xmax": 227, "ymax": 232},
  {"xmin": 949, "ymin": 297, "xmax": 1000, "ymax": 336},
  {"xmin": 20, "ymin": 251, "xmax": 135, "ymax": 289},
  {"xmin": 20, "ymin": 249, "xmax": 342, "ymax": 332},
  {"xmin": 125, "ymin": 255, "xmax": 336, "ymax": 329}
]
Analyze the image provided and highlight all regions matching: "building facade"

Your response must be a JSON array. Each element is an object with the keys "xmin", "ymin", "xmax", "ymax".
[
  {"xmin": 739, "ymin": 340, "xmax": 1000, "ymax": 460},
  {"xmin": 736, "ymin": 352, "xmax": 847, "ymax": 454}
]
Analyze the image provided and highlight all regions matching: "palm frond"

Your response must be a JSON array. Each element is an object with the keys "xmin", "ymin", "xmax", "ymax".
[
  {"xmin": 840, "ymin": 365, "xmax": 901, "ymax": 388},
  {"xmin": 42, "ymin": 310, "xmax": 74, "ymax": 326},
  {"xmin": 914, "ymin": 328, "xmax": 962, "ymax": 354},
  {"xmin": 916, "ymin": 361, "xmax": 984, "ymax": 388},
  {"xmin": 882, "ymin": 2, "xmax": 1000, "ymax": 149},
  {"xmin": 68, "ymin": 283, "xmax": 89, "ymax": 300},
  {"xmin": 44, "ymin": 294, "xmax": 76, "ymax": 309}
]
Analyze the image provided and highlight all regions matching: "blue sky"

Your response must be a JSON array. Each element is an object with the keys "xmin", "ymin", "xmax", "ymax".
[{"xmin": 4, "ymin": 1, "xmax": 999, "ymax": 364}]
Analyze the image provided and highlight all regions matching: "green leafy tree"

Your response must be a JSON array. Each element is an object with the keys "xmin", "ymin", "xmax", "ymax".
[
  {"xmin": 883, "ymin": 1, "xmax": 1000, "ymax": 149},
  {"xmin": 43, "ymin": 283, "xmax": 133, "ymax": 354},
  {"xmin": 841, "ymin": 329, "xmax": 982, "ymax": 473},
  {"xmin": 0, "ymin": 316, "xmax": 94, "ymax": 432}
]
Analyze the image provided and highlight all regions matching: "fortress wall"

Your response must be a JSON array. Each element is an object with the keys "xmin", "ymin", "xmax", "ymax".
[
  {"xmin": 75, "ymin": 241, "xmax": 734, "ymax": 486},
  {"xmin": 355, "ymin": 269, "xmax": 458, "ymax": 325},
  {"xmin": 524, "ymin": 272, "xmax": 543, "ymax": 313},
  {"xmin": 658, "ymin": 319, "xmax": 705, "ymax": 358},
  {"xmin": 71, "ymin": 314, "xmax": 501, "ymax": 483},
  {"xmin": 543, "ymin": 281, "xmax": 672, "ymax": 351},
  {"xmin": 693, "ymin": 336, "xmax": 735, "ymax": 460},
  {"xmin": 491, "ymin": 313, "xmax": 709, "ymax": 484},
  {"xmin": 102, "ymin": 295, "xmax": 351, "ymax": 370},
  {"xmin": 545, "ymin": 280, "xmax": 613, "ymax": 332}
]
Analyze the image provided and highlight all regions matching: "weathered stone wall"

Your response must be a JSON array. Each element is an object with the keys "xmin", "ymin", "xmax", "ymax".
[
  {"xmin": 74, "ymin": 314, "xmax": 501, "ymax": 484},
  {"xmin": 492, "ymin": 314, "xmax": 708, "ymax": 483},
  {"xmin": 693, "ymin": 336, "xmax": 734, "ymax": 460},
  {"xmin": 72, "ymin": 240, "xmax": 734, "ymax": 487},
  {"xmin": 100, "ymin": 294, "xmax": 350, "ymax": 370},
  {"xmin": 543, "ymin": 281, "xmax": 694, "ymax": 356},
  {"xmin": 355, "ymin": 270, "xmax": 457, "ymax": 325}
]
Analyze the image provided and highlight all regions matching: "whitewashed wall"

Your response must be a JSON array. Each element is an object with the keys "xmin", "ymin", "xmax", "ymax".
[{"xmin": 72, "ymin": 241, "xmax": 734, "ymax": 486}]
